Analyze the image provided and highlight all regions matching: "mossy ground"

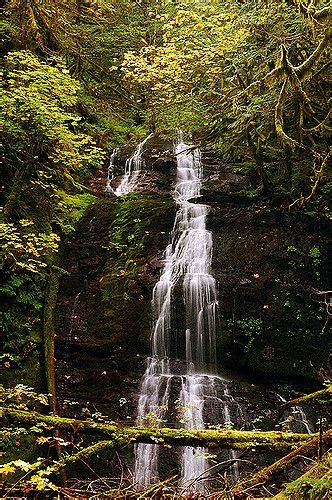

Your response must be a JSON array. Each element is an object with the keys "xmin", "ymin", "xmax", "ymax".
[{"xmin": 275, "ymin": 453, "xmax": 332, "ymax": 499}]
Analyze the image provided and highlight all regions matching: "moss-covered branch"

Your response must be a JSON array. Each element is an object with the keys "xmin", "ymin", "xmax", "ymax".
[
  {"xmin": 1, "ymin": 408, "xmax": 318, "ymax": 451},
  {"xmin": 314, "ymin": 6, "xmax": 331, "ymax": 21},
  {"xmin": 283, "ymin": 385, "xmax": 331, "ymax": 408},
  {"xmin": 299, "ymin": 3, "xmax": 331, "ymax": 23},
  {"xmin": 232, "ymin": 430, "xmax": 331, "ymax": 496},
  {"xmin": 296, "ymin": 31, "xmax": 330, "ymax": 81},
  {"xmin": 57, "ymin": 438, "xmax": 130, "ymax": 470},
  {"xmin": 275, "ymin": 78, "xmax": 296, "ymax": 149}
]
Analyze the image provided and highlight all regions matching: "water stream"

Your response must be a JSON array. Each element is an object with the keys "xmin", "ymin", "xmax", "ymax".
[
  {"xmin": 276, "ymin": 393, "xmax": 313, "ymax": 434},
  {"xmin": 115, "ymin": 133, "xmax": 153, "ymax": 195},
  {"xmin": 133, "ymin": 133, "xmax": 220, "ymax": 493},
  {"xmin": 110, "ymin": 132, "xmax": 312, "ymax": 494}
]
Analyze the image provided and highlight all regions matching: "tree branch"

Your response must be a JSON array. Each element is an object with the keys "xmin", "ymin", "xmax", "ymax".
[
  {"xmin": 282, "ymin": 385, "xmax": 331, "ymax": 408},
  {"xmin": 275, "ymin": 78, "xmax": 297, "ymax": 149}
]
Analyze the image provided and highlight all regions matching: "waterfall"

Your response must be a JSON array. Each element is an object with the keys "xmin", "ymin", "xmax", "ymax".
[
  {"xmin": 105, "ymin": 147, "xmax": 119, "ymax": 194},
  {"xmin": 275, "ymin": 393, "xmax": 313, "ymax": 434},
  {"xmin": 109, "ymin": 133, "xmax": 313, "ymax": 493},
  {"xmin": 135, "ymin": 132, "xmax": 220, "ymax": 493},
  {"xmin": 115, "ymin": 133, "xmax": 153, "ymax": 195}
]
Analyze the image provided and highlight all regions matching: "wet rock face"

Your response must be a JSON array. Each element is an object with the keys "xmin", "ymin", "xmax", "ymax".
[
  {"xmin": 55, "ymin": 193, "xmax": 176, "ymax": 418},
  {"xmin": 201, "ymin": 150, "xmax": 330, "ymax": 381}
]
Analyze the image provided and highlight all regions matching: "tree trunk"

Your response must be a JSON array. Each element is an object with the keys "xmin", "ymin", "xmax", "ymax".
[{"xmin": 43, "ymin": 268, "xmax": 60, "ymax": 414}]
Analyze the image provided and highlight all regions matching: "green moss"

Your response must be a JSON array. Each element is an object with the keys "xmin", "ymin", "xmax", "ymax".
[
  {"xmin": 275, "ymin": 454, "xmax": 332, "ymax": 499},
  {"xmin": 0, "ymin": 431, "xmax": 40, "ymax": 465},
  {"xmin": 93, "ymin": 192, "xmax": 175, "ymax": 351},
  {"xmin": 1, "ymin": 189, "xmax": 96, "ymax": 392},
  {"xmin": 3, "ymin": 407, "xmax": 317, "ymax": 451},
  {"xmin": 54, "ymin": 190, "xmax": 97, "ymax": 235},
  {"xmin": 219, "ymin": 283, "xmax": 329, "ymax": 379},
  {"xmin": 0, "ymin": 351, "xmax": 43, "ymax": 392},
  {"xmin": 106, "ymin": 192, "xmax": 174, "ymax": 283},
  {"xmin": 297, "ymin": 386, "xmax": 332, "ymax": 405},
  {"xmin": 1, "ymin": 272, "xmax": 45, "ymax": 381},
  {"xmin": 234, "ymin": 317, "xmax": 263, "ymax": 354},
  {"xmin": 58, "ymin": 440, "xmax": 122, "ymax": 467}
]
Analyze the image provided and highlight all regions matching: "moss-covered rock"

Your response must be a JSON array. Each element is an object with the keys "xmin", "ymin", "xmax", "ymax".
[{"xmin": 55, "ymin": 192, "xmax": 175, "ymax": 418}]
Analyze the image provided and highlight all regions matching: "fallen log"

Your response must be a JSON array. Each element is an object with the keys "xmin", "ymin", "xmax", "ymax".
[
  {"xmin": 231, "ymin": 430, "xmax": 331, "ymax": 497},
  {"xmin": 58, "ymin": 439, "xmax": 129, "ymax": 468},
  {"xmin": 1, "ymin": 407, "xmax": 316, "ymax": 451}
]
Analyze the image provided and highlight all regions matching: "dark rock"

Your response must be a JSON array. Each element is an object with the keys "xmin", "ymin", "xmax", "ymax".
[
  {"xmin": 55, "ymin": 192, "xmax": 176, "ymax": 418},
  {"xmin": 207, "ymin": 164, "xmax": 330, "ymax": 380}
]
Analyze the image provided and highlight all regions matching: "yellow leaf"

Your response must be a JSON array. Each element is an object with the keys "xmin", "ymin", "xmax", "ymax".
[
  {"xmin": 0, "ymin": 463, "xmax": 16, "ymax": 477},
  {"xmin": 36, "ymin": 436, "xmax": 50, "ymax": 444}
]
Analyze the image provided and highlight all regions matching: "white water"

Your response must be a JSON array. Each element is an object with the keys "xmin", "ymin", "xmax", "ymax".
[
  {"xmin": 115, "ymin": 133, "xmax": 153, "ymax": 195},
  {"xmin": 179, "ymin": 375, "xmax": 215, "ymax": 492},
  {"xmin": 105, "ymin": 148, "xmax": 119, "ymax": 194},
  {"xmin": 109, "ymin": 133, "xmax": 313, "ymax": 493},
  {"xmin": 134, "ymin": 133, "xmax": 220, "ymax": 493},
  {"xmin": 276, "ymin": 393, "xmax": 313, "ymax": 434}
]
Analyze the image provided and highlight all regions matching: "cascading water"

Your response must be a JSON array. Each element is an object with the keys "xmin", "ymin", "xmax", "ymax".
[
  {"xmin": 108, "ymin": 132, "xmax": 313, "ymax": 493},
  {"xmin": 276, "ymin": 393, "xmax": 313, "ymax": 434},
  {"xmin": 134, "ymin": 132, "xmax": 221, "ymax": 493},
  {"xmin": 105, "ymin": 148, "xmax": 119, "ymax": 194},
  {"xmin": 115, "ymin": 133, "xmax": 153, "ymax": 195}
]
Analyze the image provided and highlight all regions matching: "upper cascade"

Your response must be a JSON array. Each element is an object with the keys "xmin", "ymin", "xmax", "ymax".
[{"xmin": 115, "ymin": 133, "xmax": 153, "ymax": 196}]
